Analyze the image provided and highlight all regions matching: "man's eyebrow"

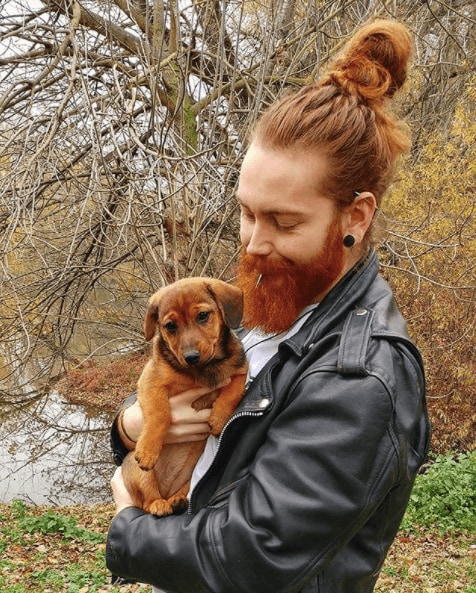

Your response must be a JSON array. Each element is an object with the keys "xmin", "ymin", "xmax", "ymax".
[{"xmin": 236, "ymin": 197, "xmax": 304, "ymax": 217}]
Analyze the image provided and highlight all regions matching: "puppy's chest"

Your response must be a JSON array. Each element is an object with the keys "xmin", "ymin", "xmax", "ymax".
[{"xmin": 171, "ymin": 357, "xmax": 231, "ymax": 388}]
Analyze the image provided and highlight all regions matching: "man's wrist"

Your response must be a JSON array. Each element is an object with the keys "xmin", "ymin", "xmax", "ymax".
[
  {"xmin": 115, "ymin": 502, "xmax": 136, "ymax": 515},
  {"xmin": 117, "ymin": 408, "xmax": 139, "ymax": 450}
]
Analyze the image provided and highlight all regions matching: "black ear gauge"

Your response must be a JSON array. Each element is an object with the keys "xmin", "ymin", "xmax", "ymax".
[{"xmin": 343, "ymin": 235, "xmax": 356, "ymax": 248}]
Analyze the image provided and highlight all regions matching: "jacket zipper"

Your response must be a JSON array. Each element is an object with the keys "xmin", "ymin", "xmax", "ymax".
[{"xmin": 187, "ymin": 407, "xmax": 266, "ymax": 513}]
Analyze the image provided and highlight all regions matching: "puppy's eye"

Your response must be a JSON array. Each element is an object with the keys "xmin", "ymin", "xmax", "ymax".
[
  {"xmin": 164, "ymin": 321, "xmax": 178, "ymax": 334},
  {"xmin": 197, "ymin": 311, "xmax": 211, "ymax": 323}
]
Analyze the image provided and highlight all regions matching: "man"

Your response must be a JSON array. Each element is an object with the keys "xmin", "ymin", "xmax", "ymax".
[{"xmin": 107, "ymin": 19, "xmax": 430, "ymax": 593}]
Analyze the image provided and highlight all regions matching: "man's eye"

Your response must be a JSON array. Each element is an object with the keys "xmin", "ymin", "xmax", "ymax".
[
  {"xmin": 164, "ymin": 321, "xmax": 177, "ymax": 334},
  {"xmin": 275, "ymin": 220, "xmax": 298, "ymax": 231},
  {"xmin": 240, "ymin": 209, "xmax": 255, "ymax": 222},
  {"xmin": 197, "ymin": 311, "xmax": 211, "ymax": 323}
]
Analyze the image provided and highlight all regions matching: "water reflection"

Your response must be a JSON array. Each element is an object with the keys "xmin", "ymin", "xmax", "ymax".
[{"xmin": 0, "ymin": 392, "xmax": 116, "ymax": 506}]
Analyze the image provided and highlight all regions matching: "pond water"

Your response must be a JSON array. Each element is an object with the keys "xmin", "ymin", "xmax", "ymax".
[{"xmin": 0, "ymin": 392, "xmax": 116, "ymax": 506}]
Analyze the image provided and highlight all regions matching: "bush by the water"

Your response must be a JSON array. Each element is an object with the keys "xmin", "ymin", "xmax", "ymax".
[{"xmin": 400, "ymin": 451, "xmax": 476, "ymax": 533}]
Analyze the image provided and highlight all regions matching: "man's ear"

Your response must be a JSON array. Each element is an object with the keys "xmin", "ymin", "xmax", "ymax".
[{"xmin": 343, "ymin": 192, "xmax": 377, "ymax": 244}]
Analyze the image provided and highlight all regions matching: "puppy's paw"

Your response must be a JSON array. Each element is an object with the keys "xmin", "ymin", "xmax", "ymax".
[
  {"xmin": 208, "ymin": 413, "xmax": 227, "ymax": 437},
  {"xmin": 192, "ymin": 391, "xmax": 218, "ymax": 411},
  {"xmin": 134, "ymin": 449, "xmax": 158, "ymax": 472},
  {"xmin": 146, "ymin": 499, "xmax": 173, "ymax": 516},
  {"xmin": 169, "ymin": 495, "xmax": 189, "ymax": 514}
]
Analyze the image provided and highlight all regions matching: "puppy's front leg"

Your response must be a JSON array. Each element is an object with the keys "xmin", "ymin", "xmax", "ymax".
[
  {"xmin": 134, "ymin": 372, "xmax": 172, "ymax": 471},
  {"xmin": 208, "ymin": 373, "xmax": 247, "ymax": 436},
  {"xmin": 134, "ymin": 414, "xmax": 170, "ymax": 472}
]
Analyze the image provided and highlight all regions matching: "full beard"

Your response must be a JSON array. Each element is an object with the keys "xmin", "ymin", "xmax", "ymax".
[{"xmin": 235, "ymin": 220, "xmax": 345, "ymax": 334}]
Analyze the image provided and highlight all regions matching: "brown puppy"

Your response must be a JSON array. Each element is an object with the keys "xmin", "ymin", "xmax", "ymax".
[{"xmin": 122, "ymin": 278, "xmax": 248, "ymax": 516}]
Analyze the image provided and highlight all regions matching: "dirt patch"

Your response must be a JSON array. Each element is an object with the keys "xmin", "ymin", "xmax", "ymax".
[{"xmin": 56, "ymin": 351, "xmax": 150, "ymax": 412}]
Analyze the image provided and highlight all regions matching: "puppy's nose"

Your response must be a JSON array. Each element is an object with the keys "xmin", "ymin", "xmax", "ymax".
[{"xmin": 184, "ymin": 350, "xmax": 201, "ymax": 365}]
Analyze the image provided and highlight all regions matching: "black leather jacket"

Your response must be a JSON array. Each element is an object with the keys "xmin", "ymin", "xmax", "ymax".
[{"xmin": 106, "ymin": 250, "xmax": 431, "ymax": 593}]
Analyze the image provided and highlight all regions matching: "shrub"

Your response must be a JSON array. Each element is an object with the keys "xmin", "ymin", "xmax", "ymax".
[
  {"xmin": 15, "ymin": 504, "xmax": 104, "ymax": 544},
  {"xmin": 400, "ymin": 451, "xmax": 476, "ymax": 533}
]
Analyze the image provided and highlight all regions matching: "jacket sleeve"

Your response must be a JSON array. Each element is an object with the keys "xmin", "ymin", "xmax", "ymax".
[
  {"xmin": 110, "ymin": 393, "xmax": 137, "ymax": 466},
  {"xmin": 106, "ymin": 365, "xmax": 411, "ymax": 593}
]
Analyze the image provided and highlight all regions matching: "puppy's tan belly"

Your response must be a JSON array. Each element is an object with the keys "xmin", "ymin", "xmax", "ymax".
[{"xmin": 154, "ymin": 441, "xmax": 205, "ymax": 499}]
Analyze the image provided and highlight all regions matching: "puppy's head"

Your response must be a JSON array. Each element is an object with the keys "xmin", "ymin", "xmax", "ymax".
[{"xmin": 143, "ymin": 278, "xmax": 243, "ymax": 367}]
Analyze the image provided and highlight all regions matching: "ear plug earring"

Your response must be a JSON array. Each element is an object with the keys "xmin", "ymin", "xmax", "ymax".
[{"xmin": 343, "ymin": 234, "xmax": 356, "ymax": 248}]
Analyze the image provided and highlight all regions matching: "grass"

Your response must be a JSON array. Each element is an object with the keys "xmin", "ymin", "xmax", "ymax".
[
  {"xmin": 377, "ymin": 531, "xmax": 475, "ymax": 593},
  {"xmin": 1, "ymin": 452, "xmax": 475, "ymax": 592},
  {"xmin": 0, "ymin": 501, "xmax": 149, "ymax": 593}
]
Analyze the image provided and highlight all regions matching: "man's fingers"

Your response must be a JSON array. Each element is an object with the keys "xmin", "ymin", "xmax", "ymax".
[
  {"xmin": 170, "ymin": 405, "xmax": 212, "ymax": 425},
  {"xmin": 163, "ymin": 427, "xmax": 211, "ymax": 444},
  {"xmin": 169, "ymin": 380, "xmax": 231, "ymax": 407}
]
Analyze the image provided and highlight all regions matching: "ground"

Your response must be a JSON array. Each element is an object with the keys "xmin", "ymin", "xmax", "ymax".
[
  {"xmin": 0, "ymin": 500, "xmax": 474, "ymax": 592},
  {"xmin": 56, "ymin": 351, "xmax": 149, "ymax": 411}
]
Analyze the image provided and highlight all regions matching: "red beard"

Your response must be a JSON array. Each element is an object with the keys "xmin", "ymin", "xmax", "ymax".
[{"xmin": 236, "ymin": 220, "xmax": 345, "ymax": 333}]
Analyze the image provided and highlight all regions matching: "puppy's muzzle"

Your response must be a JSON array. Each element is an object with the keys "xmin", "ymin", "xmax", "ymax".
[{"xmin": 184, "ymin": 350, "xmax": 201, "ymax": 366}]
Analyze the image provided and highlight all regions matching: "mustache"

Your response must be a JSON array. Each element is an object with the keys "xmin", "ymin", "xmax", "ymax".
[{"xmin": 238, "ymin": 253, "xmax": 298, "ymax": 275}]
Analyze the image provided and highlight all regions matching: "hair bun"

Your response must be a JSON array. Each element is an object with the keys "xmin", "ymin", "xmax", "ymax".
[{"xmin": 326, "ymin": 20, "xmax": 412, "ymax": 103}]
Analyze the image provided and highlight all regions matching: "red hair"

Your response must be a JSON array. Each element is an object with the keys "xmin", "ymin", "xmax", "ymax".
[{"xmin": 254, "ymin": 20, "xmax": 412, "ymax": 216}]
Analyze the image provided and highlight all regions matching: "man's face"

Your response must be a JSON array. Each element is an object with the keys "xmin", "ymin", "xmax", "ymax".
[{"xmin": 235, "ymin": 142, "xmax": 347, "ymax": 333}]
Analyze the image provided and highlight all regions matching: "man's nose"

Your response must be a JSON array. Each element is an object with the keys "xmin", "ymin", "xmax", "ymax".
[{"xmin": 242, "ymin": 222, "xmax": 273, "ymax": 256}]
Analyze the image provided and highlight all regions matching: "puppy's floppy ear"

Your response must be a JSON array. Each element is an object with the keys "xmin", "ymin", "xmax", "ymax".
[
  {"xmin": 206, "ymin": 279, "xmax": 244, "ymax": 329},
  {"xmin": 143, "ymin": 290, "xmax": 164, "ymax": 341}
]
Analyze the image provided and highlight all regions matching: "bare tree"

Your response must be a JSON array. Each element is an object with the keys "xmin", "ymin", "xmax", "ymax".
[{"xmin": 0, "ymin": 0, "xmax": 474, "ymax": 404}]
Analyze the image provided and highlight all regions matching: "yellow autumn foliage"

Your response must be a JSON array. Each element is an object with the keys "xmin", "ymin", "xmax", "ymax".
[{"xmin": 379, "ymin": 87, "xmax": 476, "ymax": 453}]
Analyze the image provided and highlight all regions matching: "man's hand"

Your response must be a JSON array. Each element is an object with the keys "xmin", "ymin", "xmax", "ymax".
[
  {"xmin": 121, "ymin": 382, "xmax": 230, "ymax": 444},
  {"xmin": 165, "ymin": 384, "xmax": 229, "ymax": 442},
  {"xmin": 111, "ymin": 466, "xmax": 135, "ymax": 514}
]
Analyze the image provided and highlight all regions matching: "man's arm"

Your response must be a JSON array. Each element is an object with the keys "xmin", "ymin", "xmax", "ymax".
[{"xmin": 106, "ymin": 372, "xmax": 406, "ymax": 593}]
